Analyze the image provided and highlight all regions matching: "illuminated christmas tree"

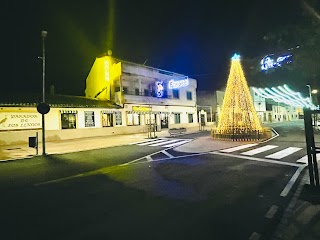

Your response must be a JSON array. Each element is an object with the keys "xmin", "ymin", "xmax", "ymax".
[{"xmin": 214, "ymin": 53, "xmax": 263, "ymax": 141}]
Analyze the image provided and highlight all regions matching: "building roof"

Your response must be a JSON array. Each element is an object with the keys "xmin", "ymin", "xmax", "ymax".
[{"xmin": 0, "ymin": 94, "xmax": 122, "ymax": 109}]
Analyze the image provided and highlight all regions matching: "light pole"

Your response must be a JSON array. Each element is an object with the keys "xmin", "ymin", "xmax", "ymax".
[
  {"xmin": 306, "ymin": 84, "xmax": 312, "ymax": 104},
  {"xmin": 41, "ymin": 30, "xmax": 47, "ymax": 155}
]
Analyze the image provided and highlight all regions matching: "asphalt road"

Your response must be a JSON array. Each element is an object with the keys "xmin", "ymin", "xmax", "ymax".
[{"xmin": 0, "ymin": 121, "xmax": 310, "ymax": 240}]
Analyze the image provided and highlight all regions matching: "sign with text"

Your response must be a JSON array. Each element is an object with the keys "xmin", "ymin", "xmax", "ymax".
[
  {"xmin": 0, "ymin": 112, "xmax": 41, "ymax": 130},
  {"xmin": 132, "ymin": 106, "xmax": 152, "ymax": 112}
]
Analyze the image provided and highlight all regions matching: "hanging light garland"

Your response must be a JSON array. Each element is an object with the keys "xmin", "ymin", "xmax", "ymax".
[{"xmin": 252, "ymin": 84, "xmax": 318, "ymax": 110}]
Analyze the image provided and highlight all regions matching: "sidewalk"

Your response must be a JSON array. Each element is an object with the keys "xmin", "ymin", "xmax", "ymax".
[
  {"xmin": 272, "ymin": 172, "xmax": 320, "ymax": 240},
  {"xmin": 1, "ymin": 126, "xmax": 320, "ymax": 240},
  {"xmin": 0, "ymin": 126, "xmax": 214, "ymax": 162}
]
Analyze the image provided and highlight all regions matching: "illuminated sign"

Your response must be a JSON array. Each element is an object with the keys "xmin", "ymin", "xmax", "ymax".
[
  {"xmin": 260, "ymin": 54, "xmax": 293, "ymax": 71},
  {"xmin": 156, "ymin": 81, "xmax": 164, "ymax": 97},
  {"xmin": 168, "ymin": 78, "xmax": 189, "ymax": 89},
  {"xmin": 132, "ymin": 106, "xmax": 152, "ymax": 112}
]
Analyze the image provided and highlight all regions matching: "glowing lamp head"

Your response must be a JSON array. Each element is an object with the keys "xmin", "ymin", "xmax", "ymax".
[{"xmin": 231, "ymin": 53, "xmax": 241, "ymax": 60}]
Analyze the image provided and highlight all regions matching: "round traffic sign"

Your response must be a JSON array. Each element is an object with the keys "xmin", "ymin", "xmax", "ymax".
[{"xmin": 37, "ymin": 102, "xmax": 50, "ymax": 114}]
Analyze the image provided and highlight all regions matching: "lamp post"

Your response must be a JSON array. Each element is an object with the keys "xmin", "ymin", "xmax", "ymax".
[
  {"xmin": 41, "ymin": 30, "xmax": 47, "ymax": 155},
  {"xmin": 306, "ymin": 84, "xmax": 312, "ymax": 104}
]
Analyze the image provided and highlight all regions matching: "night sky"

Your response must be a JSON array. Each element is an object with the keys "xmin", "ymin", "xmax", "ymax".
[{"xmin": 2, "ymin": 0, "xmax": 305, "ymax": 97}]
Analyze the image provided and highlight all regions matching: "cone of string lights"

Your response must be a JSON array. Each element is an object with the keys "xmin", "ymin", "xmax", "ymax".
[{"xmin": 213, "ymin": 53, "xmax": 266, "ymax": 141}]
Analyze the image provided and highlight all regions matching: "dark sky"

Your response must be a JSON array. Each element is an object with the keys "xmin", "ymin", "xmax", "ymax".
[{"xmin": 2, "ymin": 0, "xmax": 303, "ymax": 96}]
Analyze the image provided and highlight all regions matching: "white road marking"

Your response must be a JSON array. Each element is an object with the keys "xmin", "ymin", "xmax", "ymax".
[
  {"xmin": 241, "ymin": 145, "xmax": 278, "ymax": 156},
  {"xmin": 220, "ymin": 143, "xmax": 258, "ymax": 153},
  {"xmin": 163, "ymin": 140, "xmax": 191, "ymax": 147},
  {"xmin": 280, "ymin": 165, "xmax": 306, "ymax": 197},
  {"xmin": 146, "ymin": 156, "xmax": 153, "ymax": 162},
  {"xmin": 296, "ymin": 153, "xmax": 320, "ymax": 164},
  {"xmin": 249, "ymin": 232, "xmax": 261, "ymax": 240},
  {"xmin": 161, "ymin": 150, "xmax": 174, "ymax": 158},
  {"xmin": 138, "ymin": 139, "xmax": 167, "ymax": 146},
  {"xmin": 265, "ymin": 205, "xmax": 278, "ymax": 219},
  {"xmin": 266, "ymin": 147, "xmax": 302, "ymax": 159},
  {"xmin": 260, "ymin": 128, "xmax": 279, "ymax": 143},
  {"xmin": 149, "ymin": 139, "xmax": 180, "ymax": 146},
  {"xmin": 211, "ymin": 151, "xmax": 301, "ymax": 167},
  {"xmin": 129, "ymin": 138, "xmax": 160, "ymax": 145}
]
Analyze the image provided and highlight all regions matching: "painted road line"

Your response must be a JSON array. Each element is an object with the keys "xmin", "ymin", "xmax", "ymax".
[
  {"xmin": 129, "ymin": 138, "xmax": 161, "ymax": 145},
  {"xmin": 249, "ymin": 232, "xmax": 261, "ymax": 240},
  {"xmin": 265, "ymin": 205, "xmax": 279, "ymax": 219},
  {"xmin": 211, "ymin": 151, "xmax": 301, "ymax": 167},
  {"xmin": 220, "ymin": 143, "xmax": 258, "ymax": 153},
  {"xmin": 266, "ymin": 147, "xmax": 302, "ymax": 159},
  {"xmin": 260, "ymin": 128, "xmax": 279, "ymax": 143},
  {"xmin": 163, "ymin": 140, "xmax": 192, "ymax": 147},
  {"xmin": 241, "ymin": 145, "xmax": 278, "ymax": 156},
  {"xmin": 280, "ymin": 165, "xmax": 306, "ymax": 197},
  {"xmin": 138, "ymin": 139, "xmax": 167, "ymax": 146},
  {"xmin": 161, "ymin": 150, "xmax": 174, "ymax": 158},
  {"xmin": 146, "ymin": 156, "xmax": 153, "ymax": 162},
  {"xmin": 149, "ymin": 139, "xmax": 180, "ymax": 146},
  {"xmin": 297, "ymin": 153, "xmax": 320, "ymax": 164}
]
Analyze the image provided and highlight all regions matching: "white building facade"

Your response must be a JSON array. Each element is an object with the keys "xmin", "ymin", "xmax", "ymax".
[
  {"xmin": 0, "ymin": 57, "xmax": 198, "ymax": 146},
  {"xmin": 85, "ymin": 55, "xmax": 198, "ymax": 132}
]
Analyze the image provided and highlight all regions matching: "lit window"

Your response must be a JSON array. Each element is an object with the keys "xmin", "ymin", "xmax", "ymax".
[
  {"xmin": 102, "ymin": 113, "xmax": 113, "ymax": 127},
  {"xmin": 127, "ymin": 113, "xmax": 140, "ymax": 126},
  {"xmin": 84, "ymin": 111, "xmax": 95, "ymax": 127},
  {"xmin": 61, "ymin": 113, "xmax": 77, "ymax": 129}
]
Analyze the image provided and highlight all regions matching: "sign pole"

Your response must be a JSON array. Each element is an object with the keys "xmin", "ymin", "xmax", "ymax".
[{"xmin": 41, "ymin": 30, "xmax": 47, "ymax": 156}]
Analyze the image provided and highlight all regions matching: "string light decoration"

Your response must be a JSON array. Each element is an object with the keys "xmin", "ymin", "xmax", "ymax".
[
  {"xmin": 214, "ymin": 53, "xmax": 263, "ymax": 141},
  {"xmin": 252, "ymin": 84, "xmax": 318, "ymax": 110}
]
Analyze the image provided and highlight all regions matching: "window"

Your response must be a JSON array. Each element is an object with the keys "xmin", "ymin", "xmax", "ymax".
[
  {"xmin": 84, "ymin": 111, "xmax": 95, "ymax": 127},
  {"xmin": 144, "ymin": 89, "xmax": 149, "ymax": 96},
  {"xmin": 135, "ymin": 88, "xmax": 140, "ymax": 95},
  {"xmin": 186, "ymin": 91, "xmax": 192, "ymax": 100},
  {"xmin": 61, "ymin": 113, "xmax": 77, "ymax": 129},
  {"xmin": 172, "ymin": 89, "xmax": 179, "ymax": 99},
  {"xmin": 127, "ymin": 113, "xmax": 140, "ymax": 126},
  {"xmin": 115, "ymin": 112, "xmax": 122, "ymax": 125},
  {"xmin": 174, "ymin": 113, "xmax": 181, "ymax": 124},
  {"xmin": 122, "ymin": 87, "xmax": 128, "ymax": 94},
  {"xmin": 188, "ymin": 114, "xmax": 193, "ymax": 123},
  {"xmin": 102, "ymin": 113, "xmax": 113, "ymax": 127}
]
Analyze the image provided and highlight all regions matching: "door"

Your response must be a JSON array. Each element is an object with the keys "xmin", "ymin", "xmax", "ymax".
[{"xmin": 160, "ymin": 113, "xmax": 168, "ymax": 129}]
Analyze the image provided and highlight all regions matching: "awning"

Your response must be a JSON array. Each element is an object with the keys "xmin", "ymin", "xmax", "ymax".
[
  {"xmin": 101, "ymin": 110, "xmax": 121, "ymax": 114},
  {"xmin": 60, "ymin": 109, "xmax": 78, "ymax": 114},
  {"xmin": 127, "ymin": 111, "xmax": 163, "ymax": 114}
]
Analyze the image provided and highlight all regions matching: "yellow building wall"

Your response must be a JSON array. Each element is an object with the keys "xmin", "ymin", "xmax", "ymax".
[{"xmin": 85, "ymin": 56, "xmax": 111, "ymax": 100}]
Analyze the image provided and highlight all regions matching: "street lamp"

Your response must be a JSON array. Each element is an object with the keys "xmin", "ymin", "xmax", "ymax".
[
  {"xmin": 306, "ymin": 84, "xmax": 312, "ymax": 103},
  {"xmin": 41, "ymin": 30, "xmax": 47, "ymax": 155}
]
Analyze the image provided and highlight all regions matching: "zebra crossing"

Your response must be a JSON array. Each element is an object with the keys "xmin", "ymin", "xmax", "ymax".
[
  {"xmin": 130, "ymin": 138, "xmax": 193, "ymax": 148},
  {"xmin": 220, "ymin": 144, "xmax": 311, "ymax": 164}
]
